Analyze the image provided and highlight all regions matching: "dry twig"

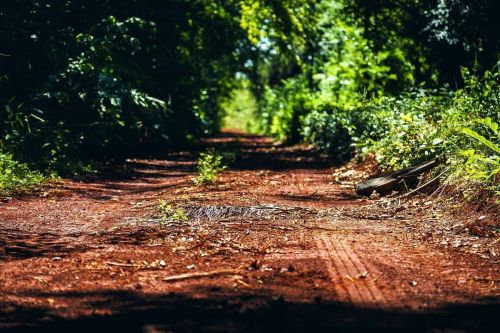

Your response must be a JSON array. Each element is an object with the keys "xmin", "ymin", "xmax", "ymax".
[
  {"xmin": 106, "ymin": 261, "xmax": 140, "ymax": 267},
  {"xmin": 163, "ymin": 269, "xmax": 240, "ymax": 282}
]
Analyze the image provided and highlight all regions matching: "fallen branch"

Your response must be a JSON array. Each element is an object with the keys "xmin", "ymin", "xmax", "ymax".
[
  {"xmin": 399, "ymin": 168, "xmax": 450, "ymax": 198},
  {"xmin": 163, "ymin": 269, "xmax": 239, "ymax": 282},
  {"xmin": 106, "ymin": 261, "xmax": 140, "ymax": 268},
  {"xmin": 297, "ymin": 224, "xmax": 341, "ymax": 232}
]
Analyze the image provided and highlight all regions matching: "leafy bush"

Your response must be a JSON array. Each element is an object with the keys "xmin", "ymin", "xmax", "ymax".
[
  {"xmin": 459, "ymin": 118, "xmax": 499, "ymax": 193},
  {"xmin": 301, "ymin": 105, "xmax": 359, "ymax": 159},
  {"xmin": 194, "ymin": 150, "xmax": 227, "ymax": 186},
  {"xmin": 273, "ymin": 62, "xmax": 499, "ymax": 196},
  {"xmin": 355, "ymin": 90, "xmax": 454, "ymax": 168},
  {"xmin": 357, "ymin": 67, "xmax": 499, "ymax": 194},
  {"xmin": 0, "ymin": 152, "xmax": 46, "ymax": 195}
]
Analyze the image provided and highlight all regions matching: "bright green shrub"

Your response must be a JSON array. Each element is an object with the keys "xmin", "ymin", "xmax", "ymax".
[
  {"xmin": 0, "ymin": 151, "xmax": 45, "ymax": 195},
  {"xmin": 356, "ymin": 91, "xmax": 454, "ymax": 168},
  {"xmin": 194, "ymin": 150, "xmax": 227, "ymax": 186},
  {"xmin": 357, "ymin": 67, "xmax": 499, "ymax": 193},
  {"xmin": 461, "ymin": 119, "xmax": 500, "ymax": 187},
  {"xmin": 296, "ymin": 63, "xmax": 499, "ymax": 196}
]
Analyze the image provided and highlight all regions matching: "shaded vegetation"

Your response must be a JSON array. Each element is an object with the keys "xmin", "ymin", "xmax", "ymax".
[
  {"xmin": 0, "ymin": 152, "xmax": 45, "ymax": 195},
  {"xmin": 252, "ymin": 0, "xmax": 500, "ymax": 196},
  {"xmin": 0, "ymin": 0, "xmax": 499, "ymax": 196}
]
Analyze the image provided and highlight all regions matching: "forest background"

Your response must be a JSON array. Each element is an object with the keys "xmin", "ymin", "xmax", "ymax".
[{"xmin": 0, "ymin": 0, "xmax": 499, "ymax": 201}]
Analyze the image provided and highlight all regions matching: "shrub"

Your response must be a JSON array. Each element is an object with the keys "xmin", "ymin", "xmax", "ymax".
[
  {"xmin": 301, "ymin": 105, "xmax": 359, "ymax": 159},
  {"xmin": 194, "ymin": 150, "xmax": 227, "ymax": 186},
  {"xmin": 294, "ymin": 64, "xmax": 499, "ymax": 196},
  {"xmin": 0, "ymin": 151, "xmax": 46, "ymax": 195},
  {"xmin": 356, "ymin": 67, "xmax": 499, "ymax": 195}
]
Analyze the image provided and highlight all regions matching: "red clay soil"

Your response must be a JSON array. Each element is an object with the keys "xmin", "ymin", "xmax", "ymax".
[{"xmin": 0, "ymin": 131, "xmax": 499, "ymax": 332}]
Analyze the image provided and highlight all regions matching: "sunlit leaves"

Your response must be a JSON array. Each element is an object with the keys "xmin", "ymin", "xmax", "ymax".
[
  {"xmin": 0, "ymin": 152, "xmax": 45, "ymax": 194},
  {"xmin": 240, "ymin": 1, "xmax": 264, "ymax": 45}
]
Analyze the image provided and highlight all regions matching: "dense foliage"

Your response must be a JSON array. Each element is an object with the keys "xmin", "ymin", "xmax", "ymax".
[
  {"xmin": 0, "ymin": 152, "xmax": 44, "ymax": 195},
  {"xmin": 252, "ymin": 0, "xmax": 499, "ymax": 195},
  {"xmin": 0, "ymin": 1, "xmax": 249, "ymax": 167},
  {"xmin": 1, "ymin": 0, "xmax": 499, "ymax": 195}
]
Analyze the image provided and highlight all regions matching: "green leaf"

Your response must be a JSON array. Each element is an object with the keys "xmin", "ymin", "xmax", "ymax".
[
  {"xmin": 432, "ymin": 138, "xmax": 443, "ymax": 145},
  {"xmin": 462, "ymin": 128, "xmax": 500, "ymax": 153},
  {"xmin": 400, "ymin": 114, "xmax": 412, "ymax": 122}
]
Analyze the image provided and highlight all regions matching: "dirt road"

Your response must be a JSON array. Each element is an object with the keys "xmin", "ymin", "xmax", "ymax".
[{"xmin": 0, "ymin": 132, "xmax": 499, "ymax": 332}]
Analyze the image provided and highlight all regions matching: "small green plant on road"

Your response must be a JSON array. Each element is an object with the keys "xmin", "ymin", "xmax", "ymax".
[
  {"xmin": 158, "ymin": 200, "xmax": 188, "ymax": 225},
  {"xmin": 194, "ymin": 149, "xmax": 227, "ymax": 185}
]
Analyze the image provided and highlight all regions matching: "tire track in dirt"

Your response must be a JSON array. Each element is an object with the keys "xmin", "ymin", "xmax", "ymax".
[
  {"xmin": 313, "ymin": 219, "xmax": 388, "ymax": 308},
  {"xmin": 291, "ymin": 170, "xmax": 385, "ymax": 306}
]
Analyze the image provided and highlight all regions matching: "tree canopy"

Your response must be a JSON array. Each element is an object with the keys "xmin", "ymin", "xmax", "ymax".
[{"xmin": 1, "ymin": 1, "xmax": 499, "ymax": 184}]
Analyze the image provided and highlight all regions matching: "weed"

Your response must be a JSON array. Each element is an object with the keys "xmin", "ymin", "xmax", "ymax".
[
  {"xmin": 158, "ymin": 200, "xmax": 188, "ymax": 224},
  {"xmin": 0, "ymin": 151, "xmax": 46, "ymax": 196},
  {"xmin": 460, "ymin": 117, "xmax": 500, "ymax": 193},
  {"xmin": 194, "ymin": 149, "xmax": 227, "ymax": 185}
]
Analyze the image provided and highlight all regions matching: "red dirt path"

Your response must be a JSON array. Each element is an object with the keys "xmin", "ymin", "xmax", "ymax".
[{"xmin": 0, "ymin": 131, "xmax": 499, "ymax": 332}]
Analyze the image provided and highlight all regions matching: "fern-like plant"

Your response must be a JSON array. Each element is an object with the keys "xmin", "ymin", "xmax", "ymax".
[{"xmin": 461, "ymin": 117, "xmax": 500, "ymax": 187}]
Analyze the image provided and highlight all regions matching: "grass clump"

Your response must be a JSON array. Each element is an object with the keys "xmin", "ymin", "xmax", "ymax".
[
  {"xmin": 0, "ymin": 151, "xmax": 47, "ymax": 196},
  {"xmin": 194, "ymin": 149, "xmax": 227, "ymax": 186}
]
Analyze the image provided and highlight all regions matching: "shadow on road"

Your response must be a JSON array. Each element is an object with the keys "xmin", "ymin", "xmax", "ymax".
[{"xmin": 1, "ymin": 290, "xmax": 498, "ymax": 332}]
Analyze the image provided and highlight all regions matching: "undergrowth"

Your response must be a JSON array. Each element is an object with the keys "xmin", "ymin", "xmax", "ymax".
[
  {"xmin": 357, "ymin": 67, "xmax": 500, "ymax": 197},
  {"xmin": 0, "ymin": 151, "xmax": 47, "ymax": 196},
  {"xmin": 259, "ymin": 64, "xmax": 500, "ymax": 200}
]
